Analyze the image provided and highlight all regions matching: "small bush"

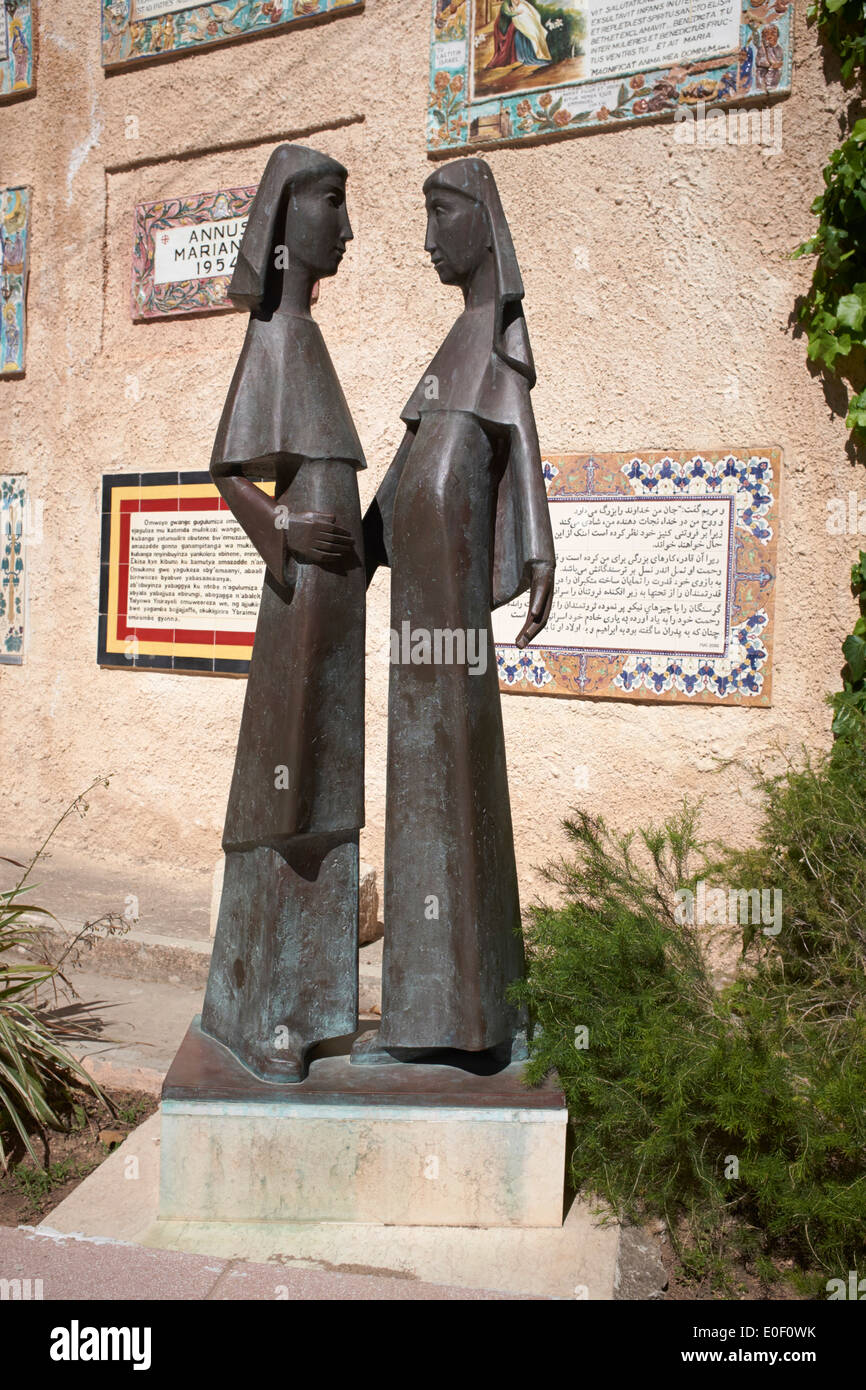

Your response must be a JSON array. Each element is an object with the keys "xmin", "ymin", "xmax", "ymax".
[
  {"xmin": 513, "ymin": 727, "xmax": 866, "ymax": 1286},
  {"xmin": 830, "ymin": 552, "xmax": 866, "ymax": 738},
  {"xmin": 0, "ymin": 781, "xmax": 112, "ymax": 1168}
]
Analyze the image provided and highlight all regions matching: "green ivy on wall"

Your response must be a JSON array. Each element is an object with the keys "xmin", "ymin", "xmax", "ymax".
[
  {"xmin": 796, "ymin": 2, "xmax": 866, "ymax": 437},
  {"xmin": 794, "ymin": 120, "xmax": 866, "ymax": 436},
  {"xmin": 807, "ymin": 0, "xmax": 866, "ymax": 83},
  {"xmin": 799, "ymin": 5, "xmax": 866, "ymax": 736},
  {"xmin": 832, "ymin": 550, "xmax": 866, "ymax": 734}
]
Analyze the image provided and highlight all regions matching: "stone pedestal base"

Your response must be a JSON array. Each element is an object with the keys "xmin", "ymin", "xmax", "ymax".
[{"xmin": 159, "ymin": 1017, "xmax": 567, "ymax": 1229}]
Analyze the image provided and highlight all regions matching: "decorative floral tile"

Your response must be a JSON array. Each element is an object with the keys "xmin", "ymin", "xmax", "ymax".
[
  {"xmin": 1, "ymin": 1, "xmax": 35, "ymax": 101},
  {"xmin": 132, "ymin": 186, "xmax": 257, "ymax": 320},
  {"xmin": 494, "ymin": 449, "xmax": 781, "ymax": 706},
  {"xmin": 428, "ymin": 1, "xmax": 793, "ymax": 152},
  {"xmin": 0, "ymin": 186, "xmax": 30, "ymax": 377},
  {"xmin": 102, "ymin": 0, "xmax": 362, "ymax": 68},
  {"xmin": 1, "ymin": 475, "xmax": 27, "ymax": 665}
]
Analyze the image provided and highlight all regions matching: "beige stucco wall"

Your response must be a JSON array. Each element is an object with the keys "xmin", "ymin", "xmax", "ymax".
[{"xmin": 0, "ymin": 0, "xmax": 857, "ymax": 918}]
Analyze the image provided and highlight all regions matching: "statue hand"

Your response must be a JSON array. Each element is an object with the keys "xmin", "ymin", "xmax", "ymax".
[
  {"xmin": 283, "ymin": 512, "xmax": 355, "ymax": 565},
  {"xmin": 515, "ymin": 560, "xmax": 554, "ymax": 648}
]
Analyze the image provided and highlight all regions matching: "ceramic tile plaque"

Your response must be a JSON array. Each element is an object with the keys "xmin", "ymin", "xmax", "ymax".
[
  {"xmin": 1, "ymin": 1, "xmax": 36, "ymax": 101},
  {"xmin": 493, "ymin": 449, "xmax": 780, "ymax": 705},
  {"xmin": 428, "ymin": 0, "xmax": 793, "ymax": 151},
  {"xmin": 98, "ymin": 471, "xmax": 274, "ymax": 674},
  {"xmin": 0, "ymin": 187, "xmax": 31, "ymax": 377},
  {"xmin": 102, "ymin": 0, "xmax": 362, "ymax": 68},
  {"xmin": 132, "ymin": 187, "xmax": 256, "ymax": 320},
  {"xmin": 1, "ymin": 476, "xmax": 27, "ymax": 664}
]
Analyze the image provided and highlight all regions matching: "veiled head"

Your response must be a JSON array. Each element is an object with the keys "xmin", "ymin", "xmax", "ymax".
[
  {"xmin": 282, "ymin": 166, "xmax": 353, "ymax": 281},
  {"xmin": 423, "ymin": 179, "xmax": 491, "ymax": 286},
  {"xmin": 229, "ymin": 146, "xmax": 352, "ymax": 311},
  {"xmin": 422, "ymin": 159, "xmax": 535, "ymax": 384}
]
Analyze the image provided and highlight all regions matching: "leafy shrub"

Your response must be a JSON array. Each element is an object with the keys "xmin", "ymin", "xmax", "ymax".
[
  {"xmin": 0, "ymin": 782, "xmax": 111, "ymax": 1168},
  {"xmin": 0, "ymin": 877, "xmax": 102, "ymax": 1167},
  {"xmin": 513, "ymin": 728, "xmax": 866, "ymax": 1285}
]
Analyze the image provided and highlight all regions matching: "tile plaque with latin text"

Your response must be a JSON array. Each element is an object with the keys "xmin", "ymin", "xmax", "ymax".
[
  {"xmin": 428, "ymin": 0, "xmax": 793, "ymax": 151},
  {"xmin": 103, "ymin": 0, "xmax": 362, "ymax": 68}
]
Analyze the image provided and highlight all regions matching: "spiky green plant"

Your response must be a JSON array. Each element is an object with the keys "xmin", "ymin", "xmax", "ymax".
[{"xmin": 0, "ymin": 780, "xmax": 110, "ymax": 1168}]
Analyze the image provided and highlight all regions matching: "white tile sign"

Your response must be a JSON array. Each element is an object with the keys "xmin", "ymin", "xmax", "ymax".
[
  {"xmin": 585, "ymin": 0, "xmax": 741, "ymax": 79},
  {"xmin": 126, "ymin": 511, "xmax": 263, "ymax": 631},
  {"xmin": 152, "ymin": 215, "xmax": 249, "ymax": 287},
  {"xmin": 493, "ymin": 495, "xmax": 733, "ymax": 656},
  {"xmin": 435, "ymin": 41, "xmax": 466, "ymax": 69},
  {"xmin": 133, "ymin": 0, "xmax": 195, "ymax": 19}
]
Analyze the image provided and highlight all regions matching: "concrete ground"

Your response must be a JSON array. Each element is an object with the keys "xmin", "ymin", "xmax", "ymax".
[
  {"xmin": 37, "ymin": 1111, "xmax": 625, "ymax": 1300},
  {"xmin": 2, "ymin": 1225, "xmax": 520, "ymax": 1300},
  {"xmin": 55, "ymin": 968, "xmax": 205, "ymax": 1093}
]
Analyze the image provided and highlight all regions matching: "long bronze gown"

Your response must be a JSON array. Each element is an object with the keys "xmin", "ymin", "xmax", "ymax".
[
  {"xmin": 368, "ymin": 303, "xmax": 554, "ymax": 1051},
  {"xmin": 201, "ymin": 310, "xmax": 365, "ymax": 1080}
]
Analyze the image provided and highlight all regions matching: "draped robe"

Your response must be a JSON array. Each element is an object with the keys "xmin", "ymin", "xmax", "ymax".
[
  {"xmin": 201, "ymin": 307, "xmax": 366, "ymax": 1080},
  {"xmin": 364, "ymin": 302, "xmax": 554, "ymax": 1050}
]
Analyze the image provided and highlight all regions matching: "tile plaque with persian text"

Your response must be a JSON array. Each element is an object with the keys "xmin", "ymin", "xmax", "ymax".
[{"xmin": 493, "ymin": 449, "xmax": 780, "ymax": 705}]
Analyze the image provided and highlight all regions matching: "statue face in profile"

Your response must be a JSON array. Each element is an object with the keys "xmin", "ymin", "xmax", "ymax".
[
  {"xmin": 283, "ymin": 172, "xmax": 354, "ymax": 280},
  {"xmin": 424, "ymin": 186, "xmax": 491, "ymax": 287}
]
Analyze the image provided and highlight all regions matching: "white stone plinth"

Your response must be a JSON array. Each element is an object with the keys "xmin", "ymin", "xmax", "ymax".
[
  {"xmin": 160, "ymin": 1097, "xmax": 566, "ymax": 1228},
  {"xmin": 157, "ymin": 1019, "xmax": 568, "ymax": 1229}
]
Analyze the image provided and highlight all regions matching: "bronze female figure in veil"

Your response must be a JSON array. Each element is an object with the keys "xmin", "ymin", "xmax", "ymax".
[
  {"xmin": 357, "ymin": 158, "xmax": 555, "ymax": 1062},
  {"xmin": 201, "ymin": 145, "xmax": 365, "ymax": 1082}
]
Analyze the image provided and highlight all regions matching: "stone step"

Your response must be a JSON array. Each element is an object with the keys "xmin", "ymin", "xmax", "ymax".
[{"xmin": 20, "ymin": 920, "xmax": 384, "ymax": 1011}]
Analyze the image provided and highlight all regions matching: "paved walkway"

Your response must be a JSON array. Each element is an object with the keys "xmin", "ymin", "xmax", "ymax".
[{"xmin": 1, "ymin": 1226, "xmax": 518, "ymax": 1300}]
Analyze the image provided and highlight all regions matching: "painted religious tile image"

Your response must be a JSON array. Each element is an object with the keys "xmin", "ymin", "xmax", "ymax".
[
  {"xmin": 493, "ymin": 449, "xmax": 781, "ymax": 706},
  {"xmin": 132, "ymin": 186, "xmax": 256, "ymax": 320},
  {"xmin": 0, "ymin": 187, "xmax": 31, "ymax": 377},
  {"xmin": 1, "ymin": 476, "xmax": 28, "ymax": 665},
  {"xmin": 98, "ymin": 472, "xmax": 276, "ymax": 675},
  {"xmin": 428, "ymin": 1, "xmax": 794, "ymax": 151},
  {"xmin": 0, "ymin": 1, "xmax": 36, "ymax": 101},
  {"xmin": 102, "ymin": 0, "xmax": 362, "ymax": 69}
]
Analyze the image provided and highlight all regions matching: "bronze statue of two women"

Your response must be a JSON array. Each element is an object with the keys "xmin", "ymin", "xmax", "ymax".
[{"xmin": 201, "ymin": 145, "xmax": 555, "ymax": 1083}]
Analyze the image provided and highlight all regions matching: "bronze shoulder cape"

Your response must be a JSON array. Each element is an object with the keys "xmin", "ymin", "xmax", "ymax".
[{"xmin": 212, "ymin": 312, "xmax": 366, "ymax": 478}]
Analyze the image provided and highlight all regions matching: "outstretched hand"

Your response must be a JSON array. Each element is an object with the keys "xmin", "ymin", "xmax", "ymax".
[
  {"xmin": 284, "ymin": 512, "xmax": 355, "ymax": 565},
  {"xmin": 515, "ymin": 561, "xmax": 555, "ymax": 648}
]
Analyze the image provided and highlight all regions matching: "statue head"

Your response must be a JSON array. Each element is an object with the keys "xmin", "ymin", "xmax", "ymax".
[
  {"xmin": 422, "ymin": 158, "xmax": 535, "ymax": 385},
  {"xmin": 423, "ymin": 178, "xmax": 492, "ymax": 287},
  {"xmin": 229, "ymin": 145, "xmax": 351, "ymax": 312},
  {"xmin": 280, "ymin": 165, "xmax": 352, "ymax": 282}
]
